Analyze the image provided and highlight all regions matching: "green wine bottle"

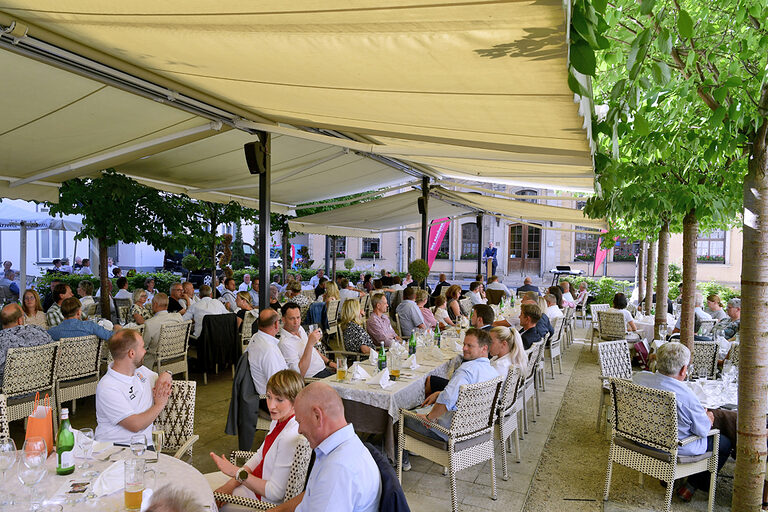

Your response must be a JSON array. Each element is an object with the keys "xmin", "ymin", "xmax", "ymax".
[
  {"xmin": 56, "ymin": 408, "xmax": 75, "ymax": 475},
  {"xmin": 408, "ymin": 332, "xmax": 417, "ymax": 356},
  {"xmin": 377, "ymin": 343, "xmax": 387, "ymax": 371}
]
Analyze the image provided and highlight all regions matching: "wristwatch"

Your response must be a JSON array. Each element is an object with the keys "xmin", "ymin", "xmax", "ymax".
[{"xmin": 235, "ymin": 467, "xmax": 249, "ymax": 483}]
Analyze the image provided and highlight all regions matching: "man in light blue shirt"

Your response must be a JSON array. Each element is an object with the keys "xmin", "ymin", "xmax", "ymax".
[
  {"xmin": 402, "ymin": 328, "xmax": 499, "ymax": 470},
  {"xmin": 274, "ymin": 382, "xmax": 381, "ymax": 512},
  {"xmin": 395, "ymin": 286, "xmax": 425, "ymax": 338},
  {"xmin": 48, "ymin": 297, "xmax": 120, "ymax": 341},
  {"xmin": 632, "ymin": 342, "xmax": 731, "ymax": 501}
]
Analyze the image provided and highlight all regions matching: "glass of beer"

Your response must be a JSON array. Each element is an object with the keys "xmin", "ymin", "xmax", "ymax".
[
  {"xmin": 336, "ymin": 356, "xmax": 347, "ymax": 381},
  {"xmin": 124, "ymin": 458, "xmax": 154, "ymax": 511},
  {"xmin": 388, "ymin": 351, "xmax": 401, "ymax": 380}
]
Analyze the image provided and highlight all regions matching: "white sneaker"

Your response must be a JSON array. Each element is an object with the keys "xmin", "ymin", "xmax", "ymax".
[{"xmin": 402, "ymin": 459, "xmax": 412, "ymax": 472}]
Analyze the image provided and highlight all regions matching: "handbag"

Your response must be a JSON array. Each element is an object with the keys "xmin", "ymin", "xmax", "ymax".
[
  {"xmin": 633, "ymin": 340, "xmax": 650, "ymax": 371},
  {"xmin": 25, "ymin": 393, "xmax": 54, "ymax": 455}
]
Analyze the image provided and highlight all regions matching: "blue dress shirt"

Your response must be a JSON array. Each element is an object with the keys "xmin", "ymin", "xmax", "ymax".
[{"xmin": 48, "ymin": 318, "xmax": 114, "ymax": 341}]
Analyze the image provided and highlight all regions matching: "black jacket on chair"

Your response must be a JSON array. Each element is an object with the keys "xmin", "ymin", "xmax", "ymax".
[
  {"xmin": 364, "ymin": 442, "xmax": 411, "ymax": 512},
  {"xmin": 226, "ymin": 352, "xmax": 260, "ymax": 450}
]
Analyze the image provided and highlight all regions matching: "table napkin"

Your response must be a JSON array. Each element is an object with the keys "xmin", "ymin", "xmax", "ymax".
[
  {"xmin": 351, "ymin": 363, "xmax": 371, "ymax": 381},
  {"xmin": 404, "ymin": 354, "xmax": 420, "ymax": 370},
  {"xmin": 92, "ymin": 460, "xmax": 124, "ymax": 496},
  {"xmin": 686, "ymin": 381, "xmax": 708, "ymax": 402},
  {"xmin": 452, "ymin": 339, "xmax": 463, "ymax": 353},
  {"xmin": 97, "ymin": 319, "xmax": 114, "ymax": 330},
  {"xmin": 368, "ymin": 348, "xmax": 378, "ymax": 366},
  {"xmin": 367, "ymin": 368, "xmax": 394, "ymax": 389}
]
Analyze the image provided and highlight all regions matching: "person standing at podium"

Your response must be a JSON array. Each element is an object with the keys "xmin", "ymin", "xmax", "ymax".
[{"xmin": 482, "ymin": 242, "xmax": 498, "ymax": 277}]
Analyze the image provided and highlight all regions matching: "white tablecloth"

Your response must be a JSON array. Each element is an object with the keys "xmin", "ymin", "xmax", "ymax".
[
  {"xmin": 6, "ymin": 451, "xmax": 216, "ymax": 511},
  {"xmin": 686, "ymin": 379, "xmax": 738, "ymax": 410}
]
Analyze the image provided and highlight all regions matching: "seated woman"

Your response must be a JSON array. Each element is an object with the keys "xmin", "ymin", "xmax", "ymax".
[
  {"xmin": 144, "ymin": 277, "xmax": 157, "ymax": 303},
  {"xmin": 208, "ymin": 369, "xmax": 304, "ymax": 507},
  {"xmin": 235, "ymin": 291, "xmax": 256, "ymax": 332},
  {"xmin": 416, "ymin": 289, "xmax": 437, "ymax": 330},
  {"xmin": 339, "ymin": 298, "xmax": 376, "ymax": 354},
  {"xmin": 22, "ymin": 289, "xmax": 47, "ymax": 328},
  {"xmin": 705, "ymin": 294, "xmax": 728, "ymax": 322},
  {"xmin": 489, "ymin": 326, "xmax": 527, "ymax": 378},
  {"xmin": 608, "ymin": 292, "xmax": 639, "ymax": 336},
  {"xmin": 445, "ymin": 284, "xmax": 463, "ymax": 324},
  {"xmin": 432, "ymin": 296, "xmax": 454, "ymax": 329},
  {"xmin": 547, "ymin": 286, "xmax": 564, "ymax": 309},
  {"xmin": 130, "ymin": 289, "xmax": 152, "ymax": 325}
]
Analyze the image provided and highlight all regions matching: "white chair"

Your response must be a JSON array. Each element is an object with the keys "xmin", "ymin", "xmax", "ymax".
[
  {"xmin": 596, "ymin": 340, "xmax": 633, "ymax": 432},
  {"xmin": 494, "ymin": 367, "xmax": 523, "ymax": 480},
  {"xmin": 589, "ymin": 303, "xmax": 610, "ymax": 350},
  {"xmin": 604, "ymin": 378, "xmax": 720, "ymax": 512},
  {"xmin": 154, "ymin": 380, "xmax": 199, "ymax": 459},
  {"xmin": 545, "ymin": 317, "xmax": 564, "ymax": 377},
  {"xmin": 55, "ymin": 335, "xmax": 102, "ymax": 416},
  {"xmin": 692, "ymin": 341, "xmax": 718, "ymax": 379},
  {"xmin": 153, "ymin": 320, "xmax": 192, "ymax": 380},
  {"xmin": 0, "ymin": 343, "xmax": 59, "ymax": 434},
  {"xmin": 521, "ymin": 341, "xmax": 544, "ymax": 434}
]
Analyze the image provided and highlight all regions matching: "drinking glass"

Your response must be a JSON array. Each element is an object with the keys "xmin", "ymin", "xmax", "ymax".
[
  {"xmin": 336, "ymin": 356, "xmax": 348, "ymax": 381},
  {"xmin": 19, "ymin": 437, "xmax": 47, "ymax": 509},
  {"xmin": 0, "ymin": 437, "xmax": 17, "ymax": 506},
  {"xmin": 388, "ymin": 351, "xmax": 401, "ymax": 380},
  {"xmin": 124, "ymin": 458, "xmax": 155, "ymax": 511},
  {"xmin": 78, "ymin": 428, "xmax": 98, "ymax": 477},
  {"xmin": 658, "ymin": 323, "xmax": 668, "ymax": 340},
  {"xmin": 130, "ymin": 434, "xmax": 146, "ymax": 458},
  {"xmin": 150, "ymin": 430, "xmax": 165, "ymax": 463}
]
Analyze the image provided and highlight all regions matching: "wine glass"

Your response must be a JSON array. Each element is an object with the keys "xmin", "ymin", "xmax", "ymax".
[
  {"xmin": 78, "ymin": 428, "xmax": 99, "ymax": 477},
  {"xmin": 0, "ymin": 437, "xmax": 18, "ymax": 506},
  {"xmin": 658, "ymin": 323, "xmax": 668, "ymax": 341},
  {"xmin": 130, "ymin": 434, "xmax": 146, "ymax": 458},
  {"xmin": 19, "ymin": 437, "xmax": 47, "ymax": 509}
]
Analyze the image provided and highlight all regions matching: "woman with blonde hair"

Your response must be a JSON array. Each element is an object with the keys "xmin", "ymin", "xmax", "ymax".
[
  {"xmin": 323, "ymin": 282, "xmax": 340, "ymax": 302},
  {"xmin": 22, "ymin": 289, "xmax": 47, "ymax": 328},
  {"xmin": 235, "ymin": 291, "xmax": 256, "ymax": 331},
  {"xmin": 705, "ymin": 294, "xmax": 728, "ymax": 322},
  {"xmin": 339, "ymin": 298, "xmax": 375, "ymax": 354},
  {"xmin": 489, "ymin": 326, "xmax": 527, "ymax": 378},
  {"xmin": 432, "ymin": 295, "xmax": 454, "ymax": 328},
  {"xmin": 209, "ymin": 369, "xmax": 304, "ymax": 506},
  {"xmin": 130, "ymin": 288, "xmax": 152, "ymax": 324}
]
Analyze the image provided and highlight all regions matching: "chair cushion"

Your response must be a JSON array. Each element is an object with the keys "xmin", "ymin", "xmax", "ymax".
[
  {"xmin": 614, "ymin": 436, "xmax": 712, "ymax": 464},
  {"xmin": 404, "ymin": 426, "xmax": 490, "ymax": 452}
]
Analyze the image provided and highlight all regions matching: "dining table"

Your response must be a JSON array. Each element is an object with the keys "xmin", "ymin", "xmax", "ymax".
[
  {"xmin": 323, "ymin": 337, "xmax": 463, "ymax": 460},
  {"xmin": 4, "ymin": 448, "xmax": 216, "ymax": 511}
]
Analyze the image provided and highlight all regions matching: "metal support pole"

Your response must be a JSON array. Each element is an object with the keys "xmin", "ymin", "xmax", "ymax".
[
  {"xmin": 324, "ymin": 236, "xmax": 330, "ymax": 274},
  {"xmin": 419, "ymin": 177, "xmax": 430, "ymax": 263},
  {"xmin": 476, "ymin": 214, "xmax": 483, "ymax": 276},
  {"xmin": 245, "ymin": 132, "xmax": 271, "ymax": 310}
]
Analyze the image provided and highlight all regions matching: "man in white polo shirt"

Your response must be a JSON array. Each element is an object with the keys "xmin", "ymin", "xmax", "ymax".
[
  {"xmin": 278, "ymin": 302, "xmax": 335, "ymax": 379},
  {"xmin": 95, "ymin": 329, "xmax": 172, "ymax": 445},
  {"xmin": 247, "ymin": 309, "xmax": 288, "ymax": 397}
]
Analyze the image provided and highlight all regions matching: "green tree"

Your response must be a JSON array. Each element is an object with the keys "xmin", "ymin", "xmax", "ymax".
[
  {"xmin": 231, "ymin": 223, "xmax": 246, "ymax": 270},
  {"xmin": 48, "ymin": 170, "xmax": 192, "ymax": 317}
]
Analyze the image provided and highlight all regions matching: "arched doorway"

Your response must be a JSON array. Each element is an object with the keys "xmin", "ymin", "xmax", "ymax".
[{"xmin": 508, "ymin": 223, "xmax": 541, "ymax": 275}]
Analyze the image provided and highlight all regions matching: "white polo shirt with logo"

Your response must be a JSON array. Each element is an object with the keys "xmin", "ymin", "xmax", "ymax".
[{"xmin": 95, "ymin": 364, "xmax": 158, "ymax": 444}]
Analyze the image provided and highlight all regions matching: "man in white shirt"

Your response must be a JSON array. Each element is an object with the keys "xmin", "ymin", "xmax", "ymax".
[
  {"xmin": 278, "ymin": 303, "xmax": 335, "ymax": 379},
  {"xmin": 248, "ymin": 309, "xmax": 289, "ymax": 400},
  {"xmin": 142, "ymin": 293, "xmax": 185, "ymax": 369},
  {"xmin": 559, "ymin": 280, "xmax": 576, "ymax": 307},
  {"xmin": 388, "ymin": 276, "xmax": 405, "ymax": 291},
  {"xmin": 467, "ymin": 281, "xmax": 487, "ymax": 305},
  {"xmin": 106, "ymin": 257, "xmax": 116, "ymax": 278},
  {"xmin": 308, "ymin": 269, "xmax": 324, "ymax": 288},
  {"xmin": 485, "ymin": 275, "xmax": 511, "ymax": 298},
  {"xmin": 220, "ymin": 278, "xmax": 238, "ymax": 312},
  {"xmin": 182, "ymin": 285, "xmax": 228, "ymax": 338},
  {"xmin": 238, "ymin": 274, "xmax": 252, "ymax": 292},
  {"xmin": 114, "ymin": 277, "xmax": 133, "ymax": 302},
  {"xmin": 95, "ymin": 329, "xmax": 171, "ymax": 445},
  {"xmin": 249, "ymin": 277, "xmax": 260, "ymax": 308},
  {"xmin": 338, "ymin": 278, "xmax": 362, "ymax": 306},
  {"xmin": 76, "ymin": 258, "xmax": 93, "ymax": 275},
  {"xmin": 273, "ymin": 382, "xmax": 381, "ymax": 512},
  {"xmin": 182, "ymin": 282, "xmax": 199, "ymax": 308},
  {"xmin": 543, "ymin": 293, "xmax": 564, "ymax": 321}
]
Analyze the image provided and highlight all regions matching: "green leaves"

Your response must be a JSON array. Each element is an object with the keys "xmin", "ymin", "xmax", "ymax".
[
  {"xmin": 677, "ymin": 9, "xmax": 693, "ymax": 38},
  {"xmin": 651, "ymin": 61, "xmax": 671, "ymax": 85},
  {"xmin": 640, "ymin": 0, "xmax": 656, "ymax": 16},
  {"xmin": 627, "ymin": 29, "xmax": 652, "ymax": 80},
  {"xmin": 634, "ymin": 114, "xmax": 651, "ymax": 136},
  {"xmin": 571, "ymin": 40, "xmax": 597, "ymax": 75}
]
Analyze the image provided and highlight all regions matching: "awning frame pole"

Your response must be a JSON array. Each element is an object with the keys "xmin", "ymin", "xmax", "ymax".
[
  {"xmin": 419, "ymin": 177, "xmax": 430, "ymax": 266},
  {"xmin": 476, "ymin": 214, "xmax": 483, "ymax": 277}
]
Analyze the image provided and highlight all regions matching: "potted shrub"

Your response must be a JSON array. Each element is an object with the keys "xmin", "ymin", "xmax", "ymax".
[
  {"xmin": 344, "ymin": 258, "xmax": 355, "ymax": 270},
  {"xmin": 408, "ymin": 258, "xmax": 430, "ymax": 288}
]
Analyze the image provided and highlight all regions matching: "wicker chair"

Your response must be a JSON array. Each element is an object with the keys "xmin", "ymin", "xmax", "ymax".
[
  {"xmin": 458, "ymin": 297, "xmax": 473, "ymax": 317},
  {"xmin": 596, "ymin": 340, "xmax": 633, "ymax": 432},
  {"xmin": 604, "ymin": 378, "xmax": 720, "ymax": 512},
  {"xmin": 0, "ymin": 342, "xmax": 58, "ymax": 433},
  {"xmin": 325, "ymin": 300, "xmax": 340, "ymax": 339},
  {"xmin": 596, "ymin": 310, "xmax": 628, "ymax": 353},
  {"xmin": 575, "ymin": 292, "xmax": 589, "ymax": 328},
  {"xmin": 726, "ymin": 342, "xmax": 739, "ymax": 366},
  {"xmin": 326, "ymin": 326, "xmax": 366, "ymax": 362},
  {"xmin": 55, "ymin": 335, "xmax": 102, "ymax": 416},
  {"xmin": 561, "ymin": 306, "xmax": 576, "ymax": 349},
  {"xmin": 486, "ymin": 289, "xmax": 504, "ymax": 306},
  {"xmin": 151, "ymin": 320, "xmax": 192, "ymax": 380},
  {"xmin": 589, "ymin": 303, "xmax": 610, "ymax": 350},
  {"xmin": 154, "ymin": 380, "xmax": 199, "ymax": 459},
  {"xmin": 698, "ymin": 319, "xmax": 717, "ymax": 337},
  {"xmin": 545, "ymin": 317, "xmax": 564, "ymax": 378},
  {"xmin": 395, "ymin": 313, "xmax": 403, "ymax": 337},
  {"xmin": 398, "ymin": 377, "xmax": 502, "ymax": 512},
  {"xmin": 360, "ymin": 294, "xmax": 371, "ymax": 316},
  {"xmin": 521, "ymin": 341, "xmax": 544, "ymax": 434},
  {"xmin": 84, "ymin": 302, "xmax": 98, "ymax": 319},
  {"xmin": 114, "ymin": 298, "xmax": 132, "ymax": 324},
  {"xmin": 691, "ymin": 341, "xmax": 718, "ymax": 379},
  {"xmin": 212, "ymin": 436, "xmax": 312, "ymax": 510},
  {"xmin": 494, "ymin": 367, "xmax": 523, "ymax": 480},
  {"xmin": 0, "ymin": 394, "xmax": 9, "ymax": 439},
  {"xmin": 240, "ymin": 310, "xmax": 258, "ymax": 353}
]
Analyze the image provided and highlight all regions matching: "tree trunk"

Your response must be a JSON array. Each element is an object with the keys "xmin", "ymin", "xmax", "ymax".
[
  {"xmin": 653, "ymin": 222, "xmax": 669, "ymax": 339},
  {"xmin": 282, "ymin": 228, "xmax": 289, "ymax": 285},
  {"xmin": 98, "ymin": 237, "xmax": 111, "ymax": 320},
  {"xmin": 636, "ymin": 241, "xmax": 645, "ymax": 306},
  {"xmin": 679, "ymin": 208, "xmax": 698, "ymax": 354},
  {"xmin": 644, "ymin": 239, "xmax": 656, "ymax": 316},
  {"xmin": 732, "ymin": 124, "xmax": 768, "ymax": 510}
]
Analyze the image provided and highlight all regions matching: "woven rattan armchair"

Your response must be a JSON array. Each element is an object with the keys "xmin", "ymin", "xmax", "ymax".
[
  {"xmin": 589, "ymin": 303, "xmax": 610, "ymax": 350},
  {"xmin": 604, "ymin": 378, "xmax": 720, "ymax": 512},
  {"xmin": 240, "ymin": 310, "xmax": 258, "ymax": 353},
  {"xmin": 114, "ymin": 298, "xmax": 132, "ymax": 324},
  {"xmin": 691, "ymin": 341, "xmax": 718, "ymax": 379},
  {"xmin": 596, "ymin": 340, "xmax": 633, "ymax": 432},
  {"xmin": 212, "ymin": 436, "xmax": 312, "ymax": 510},
  {"xmin": 0, "ymin": 394, "xmax": 8, "ymax": 439},
  {"xmin": 458, "ymin": 297, "xmax": 473, "ymax": 317},
  {"xmin": 726, "ymin": 342, "xmax": 739, "ymax": 366},
  {"xmin": 0, "ymin": 342, "xmax": 58, "ymax": 434},
  {"xmin": 152, "ymin": 320, "xmax": 192, "ymax": 380},
  {"xmin": 55, "ymin": 335, "xmax": 102, "ymax": 416},
  {"xmin": 154, "ymin": 380, "xmax": 199, "ymax": 459},
  {"xmin": 494, "ymin": 367, "xmax": 523, "ymax": 480},
  {"xmin": 398, "ymin": 376, "xmax": 502, "ymax": 512},
  {"xmin": 545, "ymin": 317, "xmax": 564, "ymax": 378},
  {"xmin": 521, "ymin": 341, "xmax": 544, "ymax": 434}
]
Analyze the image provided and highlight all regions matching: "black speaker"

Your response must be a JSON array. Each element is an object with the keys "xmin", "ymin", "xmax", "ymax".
[
  {"xmin": 417, "ymin": 196, "xmax": 427, "ymax": 215},
  {"xmin": 244, "ymin": 131, "xmax": 271, "ymax": 175}
]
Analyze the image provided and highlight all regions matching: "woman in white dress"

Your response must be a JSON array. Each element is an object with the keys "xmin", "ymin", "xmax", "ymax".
[{"xmin": 208, "ymin": 370, "xmax": 304, "ymax": 508}]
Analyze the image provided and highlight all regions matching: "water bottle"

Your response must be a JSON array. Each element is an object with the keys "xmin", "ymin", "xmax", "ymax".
[
  {"xmin": 408, "ymin": 332, "xmax": 417, "ymax": 356},
  {"xmin": 56, "ymin": 408, "xmax": 75, "ymax": 475},
  {"xmin": 377, "ymin": 342, "xmax": 387, "ymax": 371}
]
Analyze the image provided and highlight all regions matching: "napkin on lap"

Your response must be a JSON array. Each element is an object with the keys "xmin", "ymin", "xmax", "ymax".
[
  {"xmin": 351, "ymin": 363, "xmax": 371, "ymax": 380},
  {"xmin": 92, "ymin": 460, "xmax": 124, "ymax": 496},
  {"xmin": 367, "ymin": 368, "xmax": 394, "ymax": 389},
  {"xmin": 404, "ymin": 354, "xmax": 419, "ymax": 370}
]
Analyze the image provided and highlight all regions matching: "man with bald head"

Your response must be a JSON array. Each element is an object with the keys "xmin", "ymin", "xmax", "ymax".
[
  {"xmin": 0, "ymin": 303, "xmax": 53, "ymax": 387},
  {"xmin": 142, "ymin": 293, "xmax": 184, "ymax": 369},
  {"xmin": 516, "ymin": 276, "xmax": 540, "ymax": 296},
  {"xmin": 247, "ymin": 308, "xmax": 288, "ymax": 397},
  {"xmin": 272, "ymin": 382, "xmax": 381, "ymax": 512}
]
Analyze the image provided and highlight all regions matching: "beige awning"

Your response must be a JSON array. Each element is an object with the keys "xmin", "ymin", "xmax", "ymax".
[{"xmin": 0, "ymin": 1, "xmax": 595, "ymax": 205}]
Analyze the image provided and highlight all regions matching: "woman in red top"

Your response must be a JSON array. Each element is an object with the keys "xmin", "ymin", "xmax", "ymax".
[{"xmin": 208, "ymin": 370, "xmax": 304, "ymax": 505}]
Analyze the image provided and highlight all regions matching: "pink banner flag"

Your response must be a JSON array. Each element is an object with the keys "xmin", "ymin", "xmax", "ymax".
[
  {"xmin": 427, "ymin": 218, "xmax": 450, "ymax": 268},
  {"xmin": 592, "ymin": 230, "xmax": 613, "ymax": 276}
]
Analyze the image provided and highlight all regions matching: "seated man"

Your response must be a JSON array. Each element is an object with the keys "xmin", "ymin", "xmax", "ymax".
[
  {"xmin": 168, "ymin": 283, "xmax": 187, "ymax": 315},
  {"xmin": 485, "ymin": 275, "xmax": 511, "ymax": 298},
  {"xmin": 278, "ymin": 303, "xmax": 335, "ymax": 379},
  {"xmin": 395, "ymin": 286, "xmax": 425, "ymax": 338},
  {"xmin": 516, "ymin": 277, "xmax": 540, "ymax": 296},
  {"xmin": 633, "ymin": 342, "xmax": 732, "ymax": 502},
  {"xmin": 431, "ymin": 273, "xmax": 451, "ymax": 298},
  {"xmin": 95, "ymin": 329, "xmax": 172, "ymax": 445},
  {"xmin": 46, "ymin": 282, "xmax": 74, "ymax": 328},
  {"xmin": 366, "ymin": 293, "xmax": 401, "ymax": 347},
  {"xmin": 719, "ymin": 298, "xmax": 741, "ymax": 339},
  {"xmin": 182, "ymin": 281, "xmax": 200, "ymax": 308},
  {"xmin": 114, "ymin": 277, "xmax": 132, "ymax": 301},
  {"xmin": 671, "ymin": 292, "xmax": 712, "ymax": 339},
  {"xmin": 559, "ymin": 280, "xmax": 576, "ymax": 308},
  {"xmin": 518, "ymin": 303, "xmax": 543, "ymax": 349},
  {"xmin": 0, "ymin": 270, "xmax": 20, "ymax": 297},
  {"xmin": 0, "ymin": 303, "xmax": 53, "ymax": 387},
  {"xmin": 471, "ymin": 304, "xmax": 495, "ymax": 331},
  {"xmin": 543, "ymin": 293, "xmax": 563, "ymax": 321},
  {"xmin": 404, "ymin": 328, "xmax": 498, "ymax": 470},
  {"xmin": 220, "ymin": 278, "xmax": 238, "ymax": 312},
  {"xmin": 272, "ymin": 382, "xmax": 381, "ymax": 512},
  {"xmin": 182, "ymin": 285, "xmax": 228, "ymax": 338},
  {"xmin": 248, "ymin": 309, "xmax": 289, "ymax": 396},
  {"xmin": 308, "ymin": 269, "xmax": 324, "ymax": 289},
  {"xmin": 467, "ymin": 281, "xmax": 487, "ymax": 305},
  {"xmin": 238, "ymin": 273, "xmax": 254, "ymax": 292},
  {"xmin": 48, "ymin": 297, "xmax": 120, "ymax": 341},
  {"xmin": 338, "ymin": 278, "xmax": 363, "ymax": 306},
  {"xmin": 142, "ymin": 293, "xmax": 185, "ymax": 369}
]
